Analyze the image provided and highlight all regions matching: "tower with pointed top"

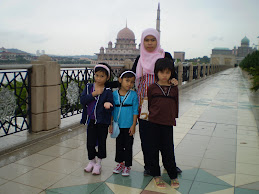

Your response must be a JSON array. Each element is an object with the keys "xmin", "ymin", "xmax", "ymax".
[{"xmin": 156, "ymin": 3, "xmax": 161, "ymax": 35}]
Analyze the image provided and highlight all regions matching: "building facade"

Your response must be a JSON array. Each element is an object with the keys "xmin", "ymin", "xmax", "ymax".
[
  {"xmin": 210, "ymin": 47, "xmax": 236, "ymax": 66},
  {"xmin": 210, "ymin": 36, "xmax": 257, "ymax": 66},
  {"xmin": 0, "ymin": 47, "xmax": 31, "ymax": 61},
  {"xmin": 174, "ymin": 51, "xmax": 185, "ymax": 62},
  {"xmin": 92, "ymin": 3, "xmax": 161, "ymax": 67},
  {"xmin": 235, "ymin": 36, "xmax": 256, "ymax": 64},
  {"xmin": 92, "ymin": 26, "xmax": 140, "ymax": 66}
]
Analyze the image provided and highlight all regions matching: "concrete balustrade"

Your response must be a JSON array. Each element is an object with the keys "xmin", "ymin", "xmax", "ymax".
[
  {"xmin": 202, "ymin": 63, "xmax": 206, "ymax": 76},
  {"xmin": 27, "ymin": 56, "xmax": 226, "ymax": 133},
  {"xmin": 177, "ymin": 62, "xmax": 183, "ymax": 85},
  {"xmin": 197, "ymin": 63, "xmax": 201, "ymax": 79},
  {"xmin": 189, "ymin": 62, "xmax": 193, "ymax": 82},
  {"xmin": 31, "ymin": 55, "xmax": 61, "ymax": 132}
]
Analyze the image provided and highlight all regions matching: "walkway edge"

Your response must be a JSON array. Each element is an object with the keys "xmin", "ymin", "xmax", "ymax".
[{"xmin": 0, "ymin": 123, "xmax": 82, "ymax": 156}]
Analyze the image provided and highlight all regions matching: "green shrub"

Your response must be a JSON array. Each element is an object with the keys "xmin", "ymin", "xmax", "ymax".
[{"xmin": 239, "ymin": 51, "xmax": 259, "ymax": 91}]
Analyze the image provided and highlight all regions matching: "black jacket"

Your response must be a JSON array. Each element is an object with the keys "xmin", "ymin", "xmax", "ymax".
[{"xmin": 80, "ymin": 83, "xmax": 114, "ymax": 125}]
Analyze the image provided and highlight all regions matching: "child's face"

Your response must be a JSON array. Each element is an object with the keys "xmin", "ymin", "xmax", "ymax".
[
  {"xmin": 119, "ymin": 76, "xmax": 135, "ymax": 91},
  {"xmin": 144, "ymin": 35, "xmax": 157, "ymax": 52},
  {"xmin": 94, "ymin": 71, "xmax": 109, "ymax": 86},
  {"xmin": 157, "ymin": 69, "xmax": 171, "ymax": 83}
]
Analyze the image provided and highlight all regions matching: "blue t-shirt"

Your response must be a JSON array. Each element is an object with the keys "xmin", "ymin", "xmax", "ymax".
[{"xmin": 112, "ymin": 90, "xmax": 139, "ymax": 128}]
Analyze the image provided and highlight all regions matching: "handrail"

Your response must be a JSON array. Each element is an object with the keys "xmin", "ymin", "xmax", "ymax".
[
  {"xmin": 60, "ymin": 64, "xmax": 125, "ymax": 68},
  {"xmin": 0, "ymin": 64, "xmax": 32, "ymax": 69},
  {"xmin": 0, "ymin": 64, "xmax": 125, "ymax": 69}
]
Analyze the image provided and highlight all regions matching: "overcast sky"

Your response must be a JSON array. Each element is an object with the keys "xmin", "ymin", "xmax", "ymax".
[{"xmin": 0, "ymin": 0, "xmax": 259, "ymax": 59}]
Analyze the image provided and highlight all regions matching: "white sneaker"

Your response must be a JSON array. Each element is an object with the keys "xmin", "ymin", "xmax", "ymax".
[
  {"xmin": 113, "ymin": 163, "xmax": 124, "ymax": 174},
  {"xmin": 122, "ymin": 166, "xmax": 131, "ymax": 176},
  {"xmin": 84, "ymin": 161, "xmax": 95, "ymax": 173},
  {"xmin": 92, "ymin": 163, "xmax": 101, "ymax": 175}
]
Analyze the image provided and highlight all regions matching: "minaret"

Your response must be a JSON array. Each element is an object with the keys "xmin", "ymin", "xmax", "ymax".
[{"xmin": 156, "ymin": 3, "xmax": 161, "ymax": 35}]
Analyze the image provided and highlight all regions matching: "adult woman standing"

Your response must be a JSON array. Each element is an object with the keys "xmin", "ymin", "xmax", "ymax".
[{"xmin": 132, "ymin": 28, "xmax": 181, "ymax": 175}]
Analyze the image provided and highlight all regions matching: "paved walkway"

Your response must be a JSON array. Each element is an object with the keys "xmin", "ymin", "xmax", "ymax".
[{"xmin": 0, "ymin": 67, "xmax": 258, "ymax": 194}]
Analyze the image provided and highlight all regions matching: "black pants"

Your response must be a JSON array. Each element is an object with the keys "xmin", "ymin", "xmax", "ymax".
[
  {"xmin": 139, "ymin": 119, "xmax": 153, "ymax": 170},
  {"xmin": 149, "ymin": 122, "xmax": 177, "ymax": 179},
  {"xmin": 86, "ymin": 120, "xmax": 109, "ymax": 160},
  {"xmin": 115, "ymin": 128, "xmax": 134, "ymax": 167}
]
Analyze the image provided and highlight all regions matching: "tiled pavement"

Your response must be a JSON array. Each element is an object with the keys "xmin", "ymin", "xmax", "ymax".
[{"xmin": 0, "ymin": 67, "xmax": 259, "ymax": 194}]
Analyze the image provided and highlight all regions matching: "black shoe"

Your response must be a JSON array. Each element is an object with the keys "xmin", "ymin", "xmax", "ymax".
[
  {"xmin": 176, "ymin": 167, "xmax": 182, "ymax": 174},
  {"xmin": 144, "ymin": 169, "xmax": 151, "ymax": 176}
]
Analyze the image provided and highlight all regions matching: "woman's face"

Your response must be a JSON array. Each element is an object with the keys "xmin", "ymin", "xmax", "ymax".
[{"xmin": 143, "ymin": 35, "xmax": 157, "ymax": 52}]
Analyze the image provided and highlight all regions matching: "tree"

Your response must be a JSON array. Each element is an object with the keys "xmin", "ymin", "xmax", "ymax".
[{"xmin": 239, "ymin": 50, "xmax": 259, "ymax": 91}]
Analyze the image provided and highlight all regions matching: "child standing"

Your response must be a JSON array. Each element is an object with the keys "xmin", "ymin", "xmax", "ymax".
[
  {"xmin": 80, "ymin": 63, "xmax": 114, "ymax": 175},
  {"xmin": 147, "ymin": 58, "xmax": 179, "ymax": 189},
  {"xmin": 109, "ymin": 70, "xmax": 139, "ymax": 176}
]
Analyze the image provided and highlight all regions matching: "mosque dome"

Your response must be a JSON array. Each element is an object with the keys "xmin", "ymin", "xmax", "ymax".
[
  {"xmin": 241, "ymin": 36, "xmax": 249, "ymax": 45},
  {"xmin": 117, "ymin": 27, "xmax": 135, "ymax": 40}
]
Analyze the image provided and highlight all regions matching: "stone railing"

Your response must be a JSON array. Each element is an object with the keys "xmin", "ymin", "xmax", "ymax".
[
  {"xmin": 0, "ymin": 56, "xmax": 231, "ymax": 135},
  {"xmin": 176, "ymin": 62, "xmax": 230, "ymax": 86},
  {"xmin": 29, "ymin": 56, "xmax": 125, "ymax": 133}
]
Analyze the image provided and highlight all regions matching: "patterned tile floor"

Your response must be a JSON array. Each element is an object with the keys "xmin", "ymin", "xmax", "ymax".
[{"xmin": 0, "ymin": 67, "xmax": 259, "ymax": 194}]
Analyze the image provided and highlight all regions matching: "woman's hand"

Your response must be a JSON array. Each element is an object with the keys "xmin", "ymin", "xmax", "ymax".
[
  {"xmin": 109, "ymin": 125, "xmax": 113, "ymax": 134},
  {"xmin": 171, "ymin": 78, "xmax": 178, "ymax": 86}
]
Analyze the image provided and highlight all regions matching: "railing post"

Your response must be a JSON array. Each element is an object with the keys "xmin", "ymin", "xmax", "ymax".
[
  {"xmin": 31, "ymin": 55, "xmax": 61, "ymax": 132},
  {"xmin": 197, "ymin": 63, "xmax": 201, "ymax": 79},
  {"xmin": 124, "ymin": 59, "xmax": 133, "ymax": 70},
  {"xmin": 177, "ymin": 62, "xmax": 183, "ymax": 85},
  {"xmin": 207, "ymin": 63, "xmax": 210, "ymax": 76},
  {"xmin": 189, "ymin": 62, "xmax": 193, "ymax": 82},
  {"xmin": 202, "ymin": 63, "xmax": 206, "ymax": 77}
]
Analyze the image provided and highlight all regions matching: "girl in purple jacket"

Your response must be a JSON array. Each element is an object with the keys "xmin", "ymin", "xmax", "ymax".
[{"xmin": 80, "ymin": 63, "xmax": 114, "ymax": 175}]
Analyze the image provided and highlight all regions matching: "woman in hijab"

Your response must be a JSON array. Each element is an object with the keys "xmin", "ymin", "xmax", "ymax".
[{"xmin": 131, "ymin": 28, "xmax": 181, "ymax": 176}]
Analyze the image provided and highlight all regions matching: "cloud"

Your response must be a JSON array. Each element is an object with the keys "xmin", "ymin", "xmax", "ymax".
[
  {"xmin": 208, "ymin": 36, "xmax": 224, "ymax": 42},
  {"xmin": 0, "ymin": 30, "xmax": 49, "ymax": 44}
]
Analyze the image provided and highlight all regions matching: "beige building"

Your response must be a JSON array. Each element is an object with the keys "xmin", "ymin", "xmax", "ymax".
[
  {"xmin": 235, "ymin": 36, "xmax": 257, "ymax": 64},
  {"xmin": 210, "ymin": 36, "xmax": 257, "ymax": 66},
  {"xmin": 210, "ymin": 47, "xmax": 236, "ymax": 66},
  {"xmin": 92, "ymin": 3, "xmax": 161, "ymax": 67},
  {"xmin": 92, "ymin": 25, "xmax": 140, "ymax": 66},
  {"xmin": 174, "ymin": 51, "xmax": 185, "ymax": 62}
]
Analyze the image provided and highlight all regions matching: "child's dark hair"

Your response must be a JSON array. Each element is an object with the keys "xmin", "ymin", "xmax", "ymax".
[
  {"xmin": 119, "ymin": 69, "xmax": 136, "ymax": 79},
  {"xmin": 94, "ymin": 63, "xmax": 112, "ymax": 78},
  {"xmin": 154, "ymin": 58, "xmax": 175, "ymax": 81}
]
